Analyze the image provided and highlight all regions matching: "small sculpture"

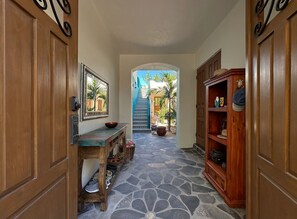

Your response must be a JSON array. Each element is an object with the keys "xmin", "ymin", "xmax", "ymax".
[
  {"xmin": 220, "ymin": 97, "xmax": 224, "ymax": 107},
  {"xmin": 215, "ymin": 96, "xmax": 219, "ymax": 108}
]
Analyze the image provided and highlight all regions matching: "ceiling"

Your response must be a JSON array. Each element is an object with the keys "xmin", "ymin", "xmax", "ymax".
[{"xmin": 91, "ymin": 0, "xmax": 239, "ymax": 54}]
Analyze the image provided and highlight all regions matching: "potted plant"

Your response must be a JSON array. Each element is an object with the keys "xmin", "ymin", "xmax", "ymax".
[{"xmin": 157, "ymin": 126, "xmax": 167, "ymax": 136}]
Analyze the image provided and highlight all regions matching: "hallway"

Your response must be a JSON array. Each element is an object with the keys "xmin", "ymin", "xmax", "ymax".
[{"xmin": 78, "ymin": 133, "xmax": 245, "ymax": 219}]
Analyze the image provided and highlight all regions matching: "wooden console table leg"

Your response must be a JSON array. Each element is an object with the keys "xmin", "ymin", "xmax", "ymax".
[
  {"xmin": 78, "ymin": 149, "xmax": 84, "ymax": 212},
  {"xmin": 98, "ymin": 147, "xmax": 108, "ymax": 211}
]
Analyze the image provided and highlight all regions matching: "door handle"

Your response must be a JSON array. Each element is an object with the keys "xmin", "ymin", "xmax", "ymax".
[{"xmin": 71, "ymin": 96, "xmax": 81, "ymax": 111}]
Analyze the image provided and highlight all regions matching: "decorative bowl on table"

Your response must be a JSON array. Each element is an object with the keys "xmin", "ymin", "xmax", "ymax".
[{"xmin": 105, "ymin": 122, "xmax": 118, "ymax": 128}]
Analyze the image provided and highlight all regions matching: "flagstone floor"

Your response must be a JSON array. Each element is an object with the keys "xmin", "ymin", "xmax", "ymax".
[{"xmin": 78, "ymin": 133, "xmax": 246, "ymax": 219}]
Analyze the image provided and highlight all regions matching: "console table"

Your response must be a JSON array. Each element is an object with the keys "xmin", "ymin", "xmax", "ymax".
[{"xmin": 78, "ymin": 123, "xmax": 127, "ymax": 211}]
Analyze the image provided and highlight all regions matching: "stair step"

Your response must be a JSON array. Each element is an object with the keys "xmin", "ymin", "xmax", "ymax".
[
  {"xmin": 133, "ymin": 128, "xmax": 151, "ymax": 133},
  {"xmin": 133, "ymin": 118, "xmax": 147, "ymax": 120},
  {"xmin": 133, "ymin": 114, "xmax": 148, "ymax": 120},
  {"xmin": 133, "ymin": 93, "xmax": 149, "ymax": 131},
  {"xmin": 133, "ymin": 124, "xmax": 148, "ymax": 127},
  {"xmin": 133, "ymin": 123, "xmax": 148, "ymax": 126},
  {"xmin": 133, "ymin": 120, "xmax": 147, "ymax": 123}
]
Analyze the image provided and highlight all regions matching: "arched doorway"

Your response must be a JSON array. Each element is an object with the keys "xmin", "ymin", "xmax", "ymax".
[{"xmin": 131, "ymin": 63, "xmax": 180, "ymax": 140}]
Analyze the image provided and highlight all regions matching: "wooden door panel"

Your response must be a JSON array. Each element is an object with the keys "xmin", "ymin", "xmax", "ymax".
[
  {"xmin": 51, "ymin": 34, "xmax": 68, "ymax": 166},
  {"xmin": 258, "ymin": 172, "xmax": 297, "ymax": 218},
  {"xmin": 11, "ymin": 176, "xmax": 67, "ymax": 219},
  {"xmin": 258, "ymin": 35, "xmax": 273, "ymax": 162},
  {"xmin": 2, "ymin": 0, "xmax": 36, "ymax": 194}
]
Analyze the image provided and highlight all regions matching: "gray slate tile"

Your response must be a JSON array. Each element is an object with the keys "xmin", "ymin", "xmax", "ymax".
[
  {"xmin": 180, "ymin": 195, "xmax": 200, "ymax": 215},
  {"xmin": 154, "ymin": 200, "xmax": 169, "ymax": 213},
  {"xmin": 131, "ymin": 199, "xmax": 147, "ymax": 213},
  {"xmin": 114, "ymin": 183, "xmax": 139, "ymax": 195},
  {"xmin": 164, "ymin": 173, "xmax": 173, "ymax": 183},
  {"xmin": 145, "ymin": 189, "xmax": 157, "ymax": 211},
  {"xmin": 169, "ymin": 195, "xmax": 187, "ymax": 210},
  {"xmin": 158, "ymin": 184, "xmax": 181, "ymax": 196},
  {"xmin": 217, "ymin": 204, "xmax": 241, "ymax": 219},
  {"xmin": 156, "ymin": 189, "xmax": 170, "ymax": 200},
  {"xmin": 180, "ymin": 166, "xmax": 201, "ymax": 176},
  {"xmin": 141, "ymin": 182, "xmax": 156, "ymax": 189},
  {"xmin": 198, "ymin": 194, "xmax": 215, "ymax": 204},
  {"xmin": 133, "ymin": 190, "xmax": 144, "ymax": 199},
  {"xmin": 111, "ymin": 209, "xmax": 144, "ymax": 219},
  {"xmin": 180, "ymin": 182, "xmax": 191, "ymax": 195},
  {"xmin": 149, "ymin": 172, "xmax": 163, "ymax": 185},
  {"xmin": 156, "ymin": 209, "xmax": 190, "ymax": 219},
  {"xmin": 172, "ymin": 177, "xmax": 184, "ymax": 186},
  {"xmin": 127, "ymin": 175, "xmax": 140, "ymax": 185},
  {"xmin": 192, "ymin": 184, "xmax": 214, "ymax": 193}
]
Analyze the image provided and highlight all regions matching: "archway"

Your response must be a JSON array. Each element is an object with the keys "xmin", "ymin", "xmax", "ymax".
[{"xmin": 131, "ymin": 63, "xmax": 180, "ymax": 141}]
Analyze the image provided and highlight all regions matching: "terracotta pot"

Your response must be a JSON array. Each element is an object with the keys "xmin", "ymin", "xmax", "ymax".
[{"xmin": 157, "ymin": 126, "xmax": 167, "ymax": 136}]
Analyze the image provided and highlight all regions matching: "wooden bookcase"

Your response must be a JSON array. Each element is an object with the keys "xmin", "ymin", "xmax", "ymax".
[{"xmin": 203, "ymin": 69, "xmax": 245, "ymax": 208}]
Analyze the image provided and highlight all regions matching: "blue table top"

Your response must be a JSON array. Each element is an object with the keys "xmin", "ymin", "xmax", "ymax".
[{"xmin": 78, "ymin": 123, "xmax": 127, "ymax": 147}]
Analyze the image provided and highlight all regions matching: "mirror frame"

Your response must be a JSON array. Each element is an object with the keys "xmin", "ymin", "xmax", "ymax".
[{"xmin": 80, "ymin": 64, "xmax": 109, "ymax": 120}]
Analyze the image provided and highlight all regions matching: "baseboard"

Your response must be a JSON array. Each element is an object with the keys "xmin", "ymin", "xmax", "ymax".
[{"xmin": 193, "ymin": 143, "xmax": 205, "ymax": 157}]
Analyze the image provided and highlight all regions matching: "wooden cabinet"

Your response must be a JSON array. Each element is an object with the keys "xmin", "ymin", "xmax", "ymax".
[{"xmin": 203, "ymin": 69, "xmax": 245, "ymax": 208}]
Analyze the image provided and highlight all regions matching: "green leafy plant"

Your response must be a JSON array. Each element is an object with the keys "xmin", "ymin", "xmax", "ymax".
[
  {"xmin": 150, "ymin": 73, "xmax": 177, "ymax": 131},
  {"xmin": 87, "ymin": 80, "xmax": 105, "ymax": 111}
]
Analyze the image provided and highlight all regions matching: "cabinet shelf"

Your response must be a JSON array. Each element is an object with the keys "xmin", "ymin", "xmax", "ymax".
[
  {"xmin": 203, "ymin": 68, "xmax": 245, "ymax": 208},
  {"xmin": 208, "ymin": 107, "xmax": 227, "ymax": 112},
  {"xmin": 208, "ymin": 134, "xmax": 227, "ymax": 146}
]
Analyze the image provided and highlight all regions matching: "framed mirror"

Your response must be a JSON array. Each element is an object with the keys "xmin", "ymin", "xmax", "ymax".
[{"xmin": 81, "ymin": 64, "xmax": 109, "ymax": 120}]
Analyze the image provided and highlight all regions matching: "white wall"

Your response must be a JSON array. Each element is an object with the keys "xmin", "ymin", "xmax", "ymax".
[
  {"xmin": 195, "ymin": 0, "xmax": 245, "ymax": 68},
  {"xmin": 78, "ymin": 0, "xmax": 119, "ymax": 187},
  {"xmin": 119, "ymin": 54, "xmax": 196, "ymax": 148}
]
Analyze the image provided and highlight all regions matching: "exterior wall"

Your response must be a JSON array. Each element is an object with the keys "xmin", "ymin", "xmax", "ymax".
[
  {"xmin": 195, "ymin": 0, "xmax": 245, "ymax": 69},
  {"xmin": 78, "ymin": 0, "xmax": 119, "ymax": 187},
  {"xmin": 119, "ymin": 54, "xmax": 196, "ymax": 148},
  {"xmin": 131, "ymin": 71, "xmax": 140, "ymax": 116}
]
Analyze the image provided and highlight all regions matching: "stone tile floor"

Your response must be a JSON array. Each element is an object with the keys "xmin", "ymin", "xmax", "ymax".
[{"xmin": 78, "ymin": 133, "xmax": 246, "ymax": 219}]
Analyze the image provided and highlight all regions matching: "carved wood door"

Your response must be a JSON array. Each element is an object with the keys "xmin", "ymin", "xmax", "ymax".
[
  {"xmin": 247, "ymin": 0, "xmax": 297, "ymax": 218},
  {"xmin": 196, "ymin": 51, "xmax": 221, "ymax": 149},
  {"xmin": 0, "ymin": 0, "xmax": 78, "ymax": 218}
]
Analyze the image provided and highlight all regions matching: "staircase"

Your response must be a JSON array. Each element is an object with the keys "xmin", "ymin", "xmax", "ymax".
[{"xmin": 133, "ymin": 92, "xmax": 150, "ymax": 133}]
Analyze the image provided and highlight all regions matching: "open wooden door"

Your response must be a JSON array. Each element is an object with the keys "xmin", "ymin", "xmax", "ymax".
[
  {"xmin": 247, "ymin": 0, "xmax": 297, "ymax": 218},
  {"xmin": 0, "ymin": 0, "xmax": 78, "ymax": 218},
  {"xmin": 196, "ymin": 51, "xmax": 221, "ymax": 149}
]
